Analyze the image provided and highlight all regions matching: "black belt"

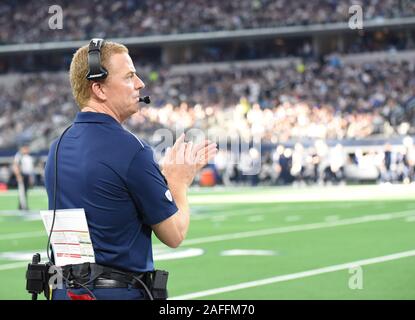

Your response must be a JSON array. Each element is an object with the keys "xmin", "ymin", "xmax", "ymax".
[
  {"xmin": 61, "ymin": 263, "xmax": 148, "ymax": 289},
  {"xmin": 59, "ymin": 263, "xmax": 168, "ymax": 300},
  {"xmin": 93, "ymin": 277, "xmax": 141, "ymax": 289}
]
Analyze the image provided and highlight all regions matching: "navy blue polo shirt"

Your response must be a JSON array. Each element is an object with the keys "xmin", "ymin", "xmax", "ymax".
[{"xmin": 44, "ymin": 112, "xmax": 178, "ymax": 273}]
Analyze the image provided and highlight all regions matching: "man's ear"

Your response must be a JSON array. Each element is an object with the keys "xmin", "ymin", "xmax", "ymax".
[{"xmin": 90, "ymin": 82, "xmax": 107, "ymax": 101}]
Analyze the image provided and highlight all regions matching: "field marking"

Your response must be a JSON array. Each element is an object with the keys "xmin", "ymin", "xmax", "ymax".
[
  {"xmin": 0, "ymin": 204, "xmax": 366, "ymax": 241},
  {"xmin": 170, "ymin": 249, "xmax": 415, "ymax": 300},
  {"xmin": 2, "ymin": 184, "xmax": 415, "ymax": 201},
  {"xmin": 220, "ymin": 249, "xmax": 276, "ymax": 256},
  {"xmin": 325, "ymin": 215, "xmax": 340, "ymax": 222},
  {"xmin": 0, "ymin": 231, "xmax": 45, "ymax": 241},
  {"xmin": 155, "ymin": 209, "xmax": 415, "ymax": 248},
  {"xmin": 0, "ymin": 210, "xmax": 41, "ymax": 216},
  {"xmin": 2, "ymin": 209, "xmax": 412, "ymax": 243},
  {"xmin": 0, "ymin": 201, "xmax": 355, "ymax": 220},
  {"xmin": 285, "ymin": 215, "xmax": 301, "ymax": 222},
  {"xmin": 190, "ymin": 201, "xmax": 393, "ymax": 221},
  {"xmin": 0, "ymin": 188, "xmax": 47, "ymax": 197},
  {"xmin": 0, "ymin": 261, "xmax": 28, "ymax": 271},
  {"xmin": 1, "ymin": 209, "xmax": 414, "ymax": 244},
  {"xmin": 0, "ymin": 248, "xmax": 205, "ymax": 266},
  {"xmin": 247, "ymin": 215, "xmax": 264, "ymax": 222},
  {"xmin": 188, "ymin": 185, "xmax": 415, "ymax": 204},
  {"xmin": 191, "ymin": 203, "xmax": 339, "ymax": 221}
]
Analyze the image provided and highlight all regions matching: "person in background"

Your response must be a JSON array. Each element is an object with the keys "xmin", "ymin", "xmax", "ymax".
[{"xmin": 13, "ymin": 144, "xmax": 34, "ymax": 210}]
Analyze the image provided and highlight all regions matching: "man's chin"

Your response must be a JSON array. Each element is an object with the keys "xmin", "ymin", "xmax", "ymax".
[{"xmin": 124, "ymin": 105, "xmax": 139, "ymax": 118}]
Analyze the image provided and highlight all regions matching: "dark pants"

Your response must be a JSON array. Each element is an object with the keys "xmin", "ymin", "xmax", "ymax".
[{"xmin": 52, "ymin": 283, "xmax": 146, "ymax": 300}]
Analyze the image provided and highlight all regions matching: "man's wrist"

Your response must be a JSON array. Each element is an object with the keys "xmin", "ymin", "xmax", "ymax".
[{"xmin": 168, "ymin": 182, "xmax": 188, "ymax": 195}]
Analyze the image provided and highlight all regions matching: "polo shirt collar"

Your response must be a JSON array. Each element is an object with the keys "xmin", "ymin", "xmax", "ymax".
[{"xmin": 74, "ymin": 112, "xmax": 121, "ymax": 125}]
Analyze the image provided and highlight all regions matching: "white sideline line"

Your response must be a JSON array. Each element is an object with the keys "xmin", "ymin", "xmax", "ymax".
[
  {"xmin": 188, "ymin": 186, "xmax": 415, "ymax": 204},
  {"xmin": 170, "ymin": 249, "xmax": 415, "ymax": 300},
  {"xmin": 155, "ymin": 209, "xmax": 415, "ymax": 248}
]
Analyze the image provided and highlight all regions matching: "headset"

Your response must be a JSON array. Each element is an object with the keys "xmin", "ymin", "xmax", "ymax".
[
  {"xmin": 86, "ymin": 38, "xmax": 108, "ymax": 81},
  {"xmin": 85, "ymin": 38, "xmax": 151, "ymax": 104}
]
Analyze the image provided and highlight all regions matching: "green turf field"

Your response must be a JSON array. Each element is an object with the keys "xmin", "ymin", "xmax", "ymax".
[{"xmin": 0, "ymin": 185, "xmax": 415, "ymax": 300}]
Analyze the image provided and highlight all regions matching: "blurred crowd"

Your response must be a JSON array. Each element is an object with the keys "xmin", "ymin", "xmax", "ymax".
[
  {"xmin": 0, "ymin": 73, "xmax": 73, "ymax": 149},
  {"xmin": 206, "ymin": 138, "xmax": 415, "ymax": 186},
  {"xmin": 1, "ymin": 0, "xmax": 414, "ymax": 44},
  {"xmin": 133, "ymin": 58, "xmax": 415, "ymax": 144},
  {"xmin": 1, "ymin": 57, "xmax": 415, "ymax": 150}
]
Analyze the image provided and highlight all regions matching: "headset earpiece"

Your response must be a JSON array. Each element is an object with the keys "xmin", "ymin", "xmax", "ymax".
[{"xmin": 86, "ymin": 38, "xmax": 108, "ymax": 81}]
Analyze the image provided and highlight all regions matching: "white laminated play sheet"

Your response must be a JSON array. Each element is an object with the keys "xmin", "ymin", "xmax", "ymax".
[{"xmin": 40, "ymin": 208, "xmax": 96, "ymax": 266}]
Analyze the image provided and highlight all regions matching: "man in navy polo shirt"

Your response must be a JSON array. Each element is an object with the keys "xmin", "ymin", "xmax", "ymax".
[{"xmin": 44, "ymin": 40, "xmax": 217, "ymax": 300}]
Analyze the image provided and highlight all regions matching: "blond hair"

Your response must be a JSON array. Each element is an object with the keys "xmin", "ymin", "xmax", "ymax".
[{"xmin": 69, "ymin": 41, "xmax": 128, "ymax": 109}]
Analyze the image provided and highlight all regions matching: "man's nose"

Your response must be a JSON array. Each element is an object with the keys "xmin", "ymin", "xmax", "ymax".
[{"xmin": 135, "ymin": 75, "xmax": 145, "ymax": 90}]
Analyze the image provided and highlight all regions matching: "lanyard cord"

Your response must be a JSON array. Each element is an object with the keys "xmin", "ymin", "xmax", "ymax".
[{"xmin": 45, "ymin": 125, "xmax": 97, "ymax": 299}]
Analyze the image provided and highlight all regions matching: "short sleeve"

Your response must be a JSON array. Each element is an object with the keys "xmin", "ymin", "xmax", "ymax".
[
  {"xmin": 14, "ymin": 152, "xmax": 21, "ymax": 165},
  {"xmin": 126, "ymin": 146, "xmax": 178, "ymax": 225}
]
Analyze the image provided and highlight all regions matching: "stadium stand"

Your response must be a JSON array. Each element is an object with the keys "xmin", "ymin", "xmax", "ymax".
[
  {"xmin": 1, "ymin": 0, "xmax": 415, "ymax": 44},
  {"xmin": 1, "ymin": 56, "xmax": 414, "ymax": 151}
]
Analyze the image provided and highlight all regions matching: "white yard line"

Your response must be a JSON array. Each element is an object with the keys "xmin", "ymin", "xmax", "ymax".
[
  {"xmin": 191, "ymin": 202, "xmax": 353, "ymax": 221},
  {"xmin": 155, "ymin": 209, "xmax": 415, "ymax": 248},
  {"xmin": 171, "ymin": 249, "xmax": 415, "ymax": 300},
  {"xmin": 188, "ymin": 184, "xmax": 415, "ymax": 204}
]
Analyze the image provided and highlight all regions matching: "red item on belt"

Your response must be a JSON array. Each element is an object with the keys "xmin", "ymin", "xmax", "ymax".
[{"xmin": 67, "ymin": 290, "xmax": 96, "ymax": 300}]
